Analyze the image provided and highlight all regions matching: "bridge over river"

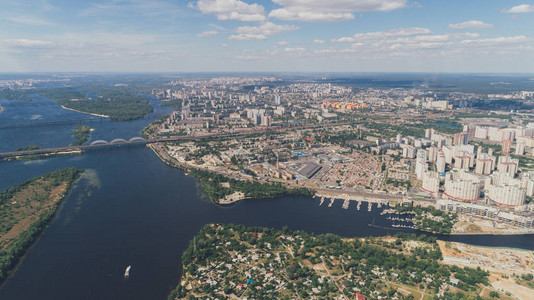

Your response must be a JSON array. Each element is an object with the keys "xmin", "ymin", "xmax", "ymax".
[
  {"xmin": 0, "ymin": 135, "xmax": 202, "ymax": 159},
  {"xmin": 0, "ymin": 121, "xmax": 351, "ymax": 160}
]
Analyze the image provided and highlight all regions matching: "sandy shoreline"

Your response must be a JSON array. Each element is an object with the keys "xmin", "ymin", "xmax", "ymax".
[{"xmin": 60, "ymin": 105, "xmax": 110, "ymax": 118}]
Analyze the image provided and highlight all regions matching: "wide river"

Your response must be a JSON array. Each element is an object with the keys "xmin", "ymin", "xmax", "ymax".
[{"xmin": 1, "ymin": 95, "xmax": 533, "ymax": 300}]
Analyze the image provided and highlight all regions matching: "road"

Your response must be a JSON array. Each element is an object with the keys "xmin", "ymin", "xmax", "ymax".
[{"xmin": 0, "ymin": 121, "xmax": 353, "ymax": 159}]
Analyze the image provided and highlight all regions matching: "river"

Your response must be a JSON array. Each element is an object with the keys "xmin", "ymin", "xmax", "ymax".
[{"xmin": 1, "ymin": 95, "xmax": 533, "ymax": 300}]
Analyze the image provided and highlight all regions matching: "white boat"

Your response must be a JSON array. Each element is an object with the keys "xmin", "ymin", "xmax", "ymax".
[{"xmin": 124, "ymin": 265, "xmax": 131, "ymax": 278}]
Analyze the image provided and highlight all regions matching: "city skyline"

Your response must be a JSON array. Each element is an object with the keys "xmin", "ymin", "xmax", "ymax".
[{"xmin": 1, "ymin": 0, "xmax": 534, "ymax": 73}]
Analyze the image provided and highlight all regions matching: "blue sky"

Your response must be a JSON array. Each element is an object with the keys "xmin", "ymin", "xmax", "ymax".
[{"xmin": 1, "ymin": 0, "xmax": 534, "ymax": 73}]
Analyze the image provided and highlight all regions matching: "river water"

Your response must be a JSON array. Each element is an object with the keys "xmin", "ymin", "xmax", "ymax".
[{"xmin": 1, "ymin": 96, "xmax": 533, "ymax": 300}]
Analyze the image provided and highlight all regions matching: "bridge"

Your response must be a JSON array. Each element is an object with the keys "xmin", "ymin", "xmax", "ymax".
[
  {"xmin": 0, "ymin": 121, "xmax": 352, "ymax": 160},
  {"xmin": 0, "ymin": 136, "xmax": 197, "ymax": 159},
  {"xmin": 89, "ymin": 137, "xmax": 148, "ymax": 146}
]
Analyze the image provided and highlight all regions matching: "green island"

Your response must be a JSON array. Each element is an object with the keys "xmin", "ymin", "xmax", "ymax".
[
  {"xmin": 0, "ymin": 87, "xmax": 153, "ymax": 120},
  {"xmin": 3, "ymin": 87, "xmax": 154, "ymax": 121},
  {"xmin": 70, "ymin": 125, "xmax": 92, "ymax": 146},
  {"xmin": 0, "ymin": 168, "xmax": 81, "ymax": 283},
  {"xmin": 7, "ymin": 145, "xmax": 81, "ymax": 162},
  {"xmin": 15, "ymin": 145, "xmax": 40, "ymax": 151},
  {"xmin": 170, "ymin": 224, "xmax": 500, "ymax": 300},
  {"xmin": 189, "ymin": 168, "xmax": 315, "ymax": 203},
  {"xmin": 396, "ymin": 205, "xmax": 458, "ymax": 235},
  {"xmin": 42, "ymin": 88, "xmax": 153, "ymax": 121}
]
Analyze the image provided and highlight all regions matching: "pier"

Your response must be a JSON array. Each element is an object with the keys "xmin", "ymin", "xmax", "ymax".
[{"xmin": 328, "ymin": 198, "xmax": 334, "ymax": 208}]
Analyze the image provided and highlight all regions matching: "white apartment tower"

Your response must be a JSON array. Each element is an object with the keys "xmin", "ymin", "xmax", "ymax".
[
  {"xmin": 437, "ymin": 150, "xmax": 446, "ymax": 173},
  {"xmin": 422, "ymin": 171, "xmax": 440, "ymax": 196},
  {"xmin": 415, "ymin": 150, "xmax": 427, "ymax": 179},
  {"xmin": 444, "ymin": 169, "xmax": 481, "ymax": 201}
]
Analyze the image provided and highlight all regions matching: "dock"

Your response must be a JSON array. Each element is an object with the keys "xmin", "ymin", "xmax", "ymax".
[{"xmin": 342, "ymin": 198, "xmax": 350, "ymax": 209}]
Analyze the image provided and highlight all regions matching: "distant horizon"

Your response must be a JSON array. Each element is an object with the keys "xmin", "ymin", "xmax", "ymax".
[{"xmin": 2, "ymin": 71, "xmax": 534, "ymax": 76}]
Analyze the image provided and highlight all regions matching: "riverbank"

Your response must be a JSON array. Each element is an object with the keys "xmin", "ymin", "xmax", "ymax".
[
  {"xmin": 148, "ymin": 143, "xmax": 314, "ymax": 203},
  {"xmin": 0, "ymin": 149, "xmax": 83, "ymax": 162},
  {"xmin": 438, "ymin": 240, "xmax": 534, "ymax": 299},
  {"xmin": 451, "ymin": 215, "xmax": 534, "ymax": 235},
  {"xmin": 60, "ymin": 105, "xmax": 110, "ymax": 118},
  {"xmin": 0, "ymin": 168, "xmax": 81, "ymax": 284}
]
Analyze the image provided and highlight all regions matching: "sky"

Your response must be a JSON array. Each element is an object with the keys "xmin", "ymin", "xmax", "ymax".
[{"xmin": 1, "ymin": 0, "xmax": 534, "ymax": 73}]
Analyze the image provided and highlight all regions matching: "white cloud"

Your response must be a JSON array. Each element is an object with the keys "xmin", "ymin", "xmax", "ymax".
[
  {"xmin": 503, "ymin": 4, "xmax": 534, "ymax": 13},
  {"xmin": 313, "ymin": 39, "xmax": 325, "ymax": 44},
  {"xmin": 447, "ymin": 20, "xmax": 493, "ymax": 29},
  {"xmin": 461, "ymin": 35, "xmax": 528, "ymax": 45},
  {"xmin": 235, "ymin": 22, "xmax": 299, "ymax": 36},
  {"xmin": 228, "ymin": 34, "xmax": 267, "ymax": 40},
  {"xmin": 194, "ymin": 0, "xmax": 266, "ymax": 21},
  {"xmin": 408, "ymin": 33, "xmax": 479, "ymax": 42},
  {"xmin": 197, "ymin": 30, "xmax": 219, "ymax": 37},
  {"xmin": 411, "ymin": 2, "xmax": 423, "ymax": 8},
  {"xmin": 277, "ymin": 41, "xmax": 288, "ymax": 46},
  {"xmin": 313, "ymin": 31, "xmax": 505, "ymax": 57},
  {"xmin": 314, "ymin": 47, "xmax": 360, "ymax": 54},
  {"xmin": 284, "ymin": 47, "xmax": 305, "ymax": 52},
  {"xmin": 229, "ymin": 22, "xmax": 298, "ymax": 40},
  {"xmin": 389, "ymin": 41, "xmax": 447, "ymax": 50},
  {"xmin": 269, "ymin": 0, "xmax": 407, "ymax": 22},
  {"xmin": 332, "ymin": 27, "xmax": 431, "ymax": 42},
  {"xmin": 269, "ymin": 10, "xmax": 354, "ymax": 22},
  {"xmin": 5, "ymin": 16, "xmax": 54, "ymax": 26},
  {"xmin": 3, "ymin": 39, "xmax": 53, "ymax": 47},
  {"xmin": 235, "ymin": 55, "xmax": 262, "ymax": 60}
]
